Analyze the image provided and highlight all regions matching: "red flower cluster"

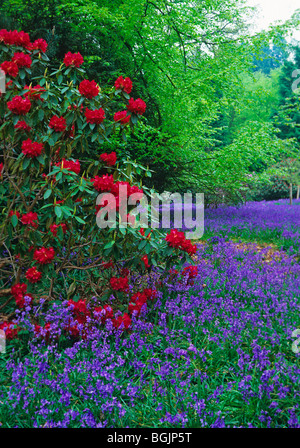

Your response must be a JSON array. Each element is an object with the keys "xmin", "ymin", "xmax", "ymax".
[
  {"xmin": 114, "ymin": 76, "xmax": 132, "ymax": 94},
  {"xmin": 165, "ymin": 229, "xmax": 197, "ymax": 255},
  {"xmin": 14, "ymin": 120, "xmax": 32, "ymax": 132},
  {"xmin": 63, "ymin": 51, "xmax": 84, "ymax": 67},
  {"xmin": 49, "ymin": 115, "xmax": 67, "ymax": 132},
  {"xmin": 20, "ymin": 211, "xmax": 38, "ymax": 227},
  {"xmin": 8, "ymin": 210, "xmax": 20, "ymax": 218},
  {"xmin": 78, "ymin": 79, "xmax": 99, "ymax": 98},
  {"xmin": 127, "ymin": 98, "xmax": 146, "ymax": 115},
  {"xmin": 33, "ymin": 247, "xmax": 55, "ymax": 264},
  {"xmin": 94, "ymin": 304, "xmax": 114, "ymax": 324},
  {"xmin": 182, "ymin": 265, "xmax": 198, "ymax": 278},
  {"xmin": 91, "ymin": 174, "xmax": 115, "ymax": 192},
  {"xmin": 85, "ymin": 108, "xmax": 105, "ymax": 124},
  {"xmin": 21, "ymin": 138, "xmax": 43, "ymax": 158},
  {"xmin": 0, "ymin": 29, "xmax": 47, "ymax": 52},
  {"xmin": 0, "ymin": 29, "xmax": 30, "ymax": 47},
  {"xmin": 113, "ymin": 312, "xmax": 132, "ymax": 330},
  {"xmin": 0, "ymin": 321, "xmax": 19, "ymax": 340},
  {"xmin": 11, "ymin": 283, "xmax": 33, "ymax": 308},
  {"xmin": 49, "ymin": 223, "xmax": 67, "ymax": 236},
  {"xmin": 68, "ymin": 299, "xmax": 90, "ymax": 317},
  {"xmin": 34, "ymin": 323, "xmax": 51, "ymax": 340},
  {"xmin": 110, "ymin": 276, "xmax": 129, "ymax": 292},
  {"xmin": 25, "ymin": 266, "xmax": 42, "ymax": 283},
  {"xmin": 99, "ymin": 152, "xmax": 117, "ymax": 166},
  {"xmin": 28, "ymin": 38, "xmax": 47, "ymax": 53},
  {"xmin": 128, "ymin": 288, "xmax": 157, "ymax": 317},
  {"xmin": 12, "ymin": 52, "xmax": 32, "ymax": 68},
  {"xmin": 67, "ymin": 299, "xmax": 90, "ymax": 339},
  {"xmin": 56, "ymin": 158, "xmax": 81, "ymax": 175},
  {"xmin": 0, "ymin": 163, "xmax": 3, "ymax": 177},
  {"xmin": 0, "ymin": 60, "xmax": 19, "ymax": 77},
  {"xmin": 181, "ymin": 265, "xmax": 198, "ymax": 285},
  {"xmin": 24, "ymin": 84, "xmax": 45, "ymax": 101},
  {"xmin": 113, "ymin": 110, "xmax": 130, "ymax": 124},
  {"xmin": 7, "ymin": 96, "xmax": 31, "ymax": 115}
]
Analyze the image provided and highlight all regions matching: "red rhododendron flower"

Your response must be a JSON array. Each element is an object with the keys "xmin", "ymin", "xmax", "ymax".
[
  {"xmin": 7, "ymin": 95, "xmax": 31, "ymax": 115},
  {"xmin": 12, "ymin": 52, "xmax": 32, "ymax": 68},
  {"xmin": 49, "ymin": 115, "xmax": 67, "ymax": 132},
  {"xmin": 63, "ymin": 51, "xmax": 84, "ymax": 67},
  {"xmin": 85, "ymin": 108, "xmax": 105, "ymax": 124},
  {"xmin": 130, "ymin": 292, "xmax": 147, "ymax": 305},
  {"xmin": 180, "ymin": 239, "xmax": 197, "ymax": 255},
  {"xmin": 94, "ymin": 304, "xmax": 114, "ymax": 323},
  {"xmin": 34, "ymin": 323, "xmax": 51, "ymax": 340},
  {"xmin": 165, "ymin": 229, "xmax": 186, "ymax": 249},
  {"xmin": 0, "ymin": 29, "xmax": 30, "ymax": 47},
  {"xmin": 11, "ymin": 283, "xmax": 27, "ymax": 298},
  {"xmin": 23, "ymin": 84, "xmax": 45, "ymax": 101},
  {"xmin": 56, "ymin": 158, "xmax": 80, "ymax": 175},
  {"xmin": 113, "ymin": 312, "xmax": 132, "ymax": 330},
  {"xmin": 114, "ymin": 76, "xmax": 132, "ymax": 94},
  {"xmin": 110, "ymin": 276, "xmax": 129, "ymax": 292},
  {"xmin": 21, "ymin": 138, "xmax": 43, "ymax": 158},
  {"xmin": 113, "ymin": 110, "xmax": 130, "ymax": 124},
  {"xmin": 91, "ymin": 174, "xmax": 115, "ymax": 192},
  {"xmin": 165, "ymin": 229, "xmax": 197, "ymax": 255},
  {"xmin": 33, "ymin": 247, "xmax": 55, "ymax": 264},
  {"xmin": 0, "ymin": 163, "xmax": 3, "ymax": 177},
  {"xmin": 49, "ymin": 223, "xmax": 67, "ymax": 236},
  {"xmin": 78, "ymin": 79, "xmax": 99, "ymax": 98},
  {"xmin": 14, "ymin": 30, "xmax": 31, "ymax": 47},
  {"xmin": 20, "ymin": 211, "xmax": 38, "ymax": 227},
  {"xmin": 0, "ymin": 29, "xmax": 9, "ymax": 44},
  {"xmin": 143, "ymin": 288, "xmax": 157, "ymax": 300},
  {"xmin": 126, "ymin": 97, "xmax": 146, "ymax": 115},
  {"xmin": 68, "ymin": 299, "xmax": 90, "ymax": 318},
  {"xmin": 128, "ymin": 299, "xmax": 146, "ymax": 316},
  {"xmin": 16, "ymin": 293, "xmax": 33, "ymax": 308},
  {"xmin": 102, "ymin": 261, "xmax": 114, "ymax": 269},
  {"xmin": 28, "ymin": 38, "xmax": 48, "ymax": 53},
  {"xmin": 99, "ymin": 152, "xmax": 117, "ymax": 166},
  {"xmin": 0, "ymin": 322, "xmax": 19, "ymax": 340},
  {"xmin": 25, "ymin": 266, "xmax": 42, "ymax": 283},
  {"xmin": 14, "ymin": 120, "xmax": 32, "ymax": 132},
  {"xmin": 182, "ymin": 265, "xmax": 198, "ymax": 278},
  {"xmin": 8, "ymin": 210, "xmax": 20, "ymax": 218},
  {"xmin": 0, "ymin": 60, "xmax": 19, "ymax": 77}
]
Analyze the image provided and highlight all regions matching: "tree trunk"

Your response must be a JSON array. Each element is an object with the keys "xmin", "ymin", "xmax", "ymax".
[
  {"xmin": 289, "ymin": 183, "xmax": 293, "ymax": 205},
  {"xmin": 297, "ymin": 185, "xmax": 300, "ymax": 200}
]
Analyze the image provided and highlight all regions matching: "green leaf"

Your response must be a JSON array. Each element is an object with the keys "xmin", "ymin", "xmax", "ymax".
[
  {"xmin": 23, "ymin": 158, "xmax": 31, "ymax": 170},
  {"xmin": 75, "ymin": 216, "xmax": 86, "ymax": 224},
  {"xmin": 38, "ymin": 109, "xmax": 44, "ymax": 121},
  {"xmin": 55, "ymin": 206, "xmax": 62, "ymax": 218},
  {"xmin": 44, "ymin": 189, "xmax": 52, "ymax": 199},
  {"xmin": 104, "ymin": 240, "xmax": 115, "ymax": 249},
  {"xmin": 11, "ymin": 214, "xmax": 18, "ymax": 228}
]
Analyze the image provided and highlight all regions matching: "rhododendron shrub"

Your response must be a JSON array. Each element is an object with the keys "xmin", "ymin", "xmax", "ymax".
[{"xmin": 0, "ymin": 29, "xmax": 197, "ymax": 343}]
